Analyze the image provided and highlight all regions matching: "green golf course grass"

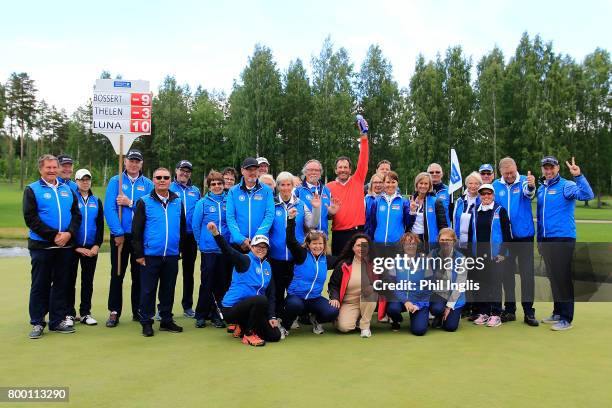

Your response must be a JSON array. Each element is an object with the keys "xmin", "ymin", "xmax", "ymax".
[{"xmin": 2, "ymin": 254, "xmax": 612, "ymax": 408}]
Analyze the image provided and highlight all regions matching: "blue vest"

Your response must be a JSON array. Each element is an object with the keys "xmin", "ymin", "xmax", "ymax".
[
  {"xmin": 141, "ymin": 194, "xmax": 182, "ymax": 257},
  {"xmin": 452, "ymin": 195, "xmax": 480, "ymax": 239},
  {"xmin": 288, "ymin": 252, "xmax": 328, "ymax": 299},
  {"xmin": 222, "ymin": 252, "xmax": 272, "ymax": 308},
  {"xmin": 193, "ymin": 192, "xmax": 229, "ymax": 253},
  {"xmin": 470, "ymin": 203, "xmax": 504, "ymax": 258},
  {"xmin": 412, "ymin": 194, "xmax": 441, "ymax": 244},
  {"xmin": 169, "ymin": 181, "xmax": 200, "ymax": 233},
  {"xmin": 58, "ymin": 177, "xmax": 78, "ymax": 193},
  {"xmin": 76, "ymin": 193, "xmax": 100, "ymax": 247},
  {"xmin": 28, "ymin": 179, "xmax": 75, "ymax": 242},
  {"xmin": 269, "ymin": 197, "xmax": 306, "ymax": 261},
  {"xmin": 295, "ymin": 182, "xmax": 331, "ymax": 236},
  {"xmin": 372, "ymin": 194, "xmax": 409, "ymax": 244}
]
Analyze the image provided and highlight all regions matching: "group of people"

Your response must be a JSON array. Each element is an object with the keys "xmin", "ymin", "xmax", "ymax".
[{"xmin": 24, "ymin": 122, "xmax": 594, "ymax": 345}]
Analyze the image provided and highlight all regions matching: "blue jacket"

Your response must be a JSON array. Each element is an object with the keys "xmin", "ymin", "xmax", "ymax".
[
  {"xmin": 285, "ymin": 217, "xmax": 335, "ymax": 300},
  {"xmin": 294, "ymin": 180, "xmax": 331, "ymax": 236},
  {"xmin": 132, "ymin": 191, "xmax": 186, "ymax": 258},
  {"xmin": 493, "ymin": 174, "xmax": 535, "ymax": 239},
  {"xmin": 192, "ymin": 192, "xmax": 229, "ymax": 253},
  {"xmin": 407, "ymin": 194, "xmax": 448, "ymax": 244},
  {"xmin": 537, "ymin": 174, "xmax": 594, "ymax": 240},
  {"xmin": 469, "ymin": 203, "xmax": 507, "ymax": 258},
  {"xmin": 452, "ymin": 194, "xmax": 480, "ymax": 241},
  {"xmin": 76, "ymin": 191, "xmax": 104, "ymax": 247},
  {"xmin": 24, "ymin": 179, "xmax": 81, "ymax": 247},
  {"xmin": 392, "ymin": 265, "xmax": 431, "ymax": 309},
  {"xmin": 58, "ymin": 177, "xmax": 78, "ymax": 193},
  {"xmin": 170, "ymin": 180, "xmax": 201, "ymax": 234},
  {"xmin": 226, "ymin": 178, "xmax": 275, "ymax": 245},
  {"xmin": 364, "ymin": 194, "xmax": 379, "ymax": 226},
  {"xmin": 222, "ymin": 251, "xmax": 273, "ymax": 308},
  {"xmin": 365, "ymin": 193, "xmax": 411, "ymax": 244},
  {"xmin": 288, "ymin": 252, "xmax": 329, "ymax": 299},
  {"xmin": 428, "ymin": 248, "xmax": 467, "ymax": 310},
  {"xmin": 104, "ymin": 171, "xmax": 154, "ymax": 236},
  {"xmin": 269, "ymin": 196, "xmax": 307, "ymax": 261}
]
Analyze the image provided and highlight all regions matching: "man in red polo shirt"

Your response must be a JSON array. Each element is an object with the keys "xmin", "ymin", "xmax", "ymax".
[{"xmin": 327, "ymin": 127, "xmax": 369, "ymax": 255}]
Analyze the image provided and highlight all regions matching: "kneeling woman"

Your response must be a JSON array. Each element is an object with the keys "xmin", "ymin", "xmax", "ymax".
[
  {"xmin": 385, "ymin": 232, "xmax": 431, "ymax": 336},
  {"xmin": 280, "ymin": 208, "xmax": 339, "ymax": 336},
  {"xmin": 206, "ymin": 222, "xmax": 280, "ymax": 346},
  {"xmin": 328, "ymin": 234, "xmax": 378, "ymax": 338},
  {"xmin": 428, "ymin": 228, "xmax": 467, "ymax": 332}
]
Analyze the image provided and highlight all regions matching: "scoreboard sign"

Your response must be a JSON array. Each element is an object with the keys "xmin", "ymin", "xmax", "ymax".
[{"xmin": 92, "ymin": 79, "xmax": 152, "ymax": 154}]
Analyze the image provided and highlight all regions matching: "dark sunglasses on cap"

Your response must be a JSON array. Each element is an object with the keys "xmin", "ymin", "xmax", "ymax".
[{"xmin": 155, "ymin": 176, "xmax": 171, "ymax": 180}]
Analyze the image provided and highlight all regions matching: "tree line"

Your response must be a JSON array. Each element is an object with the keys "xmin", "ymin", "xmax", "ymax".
[{"xmin": 1, "ymin": 33, "xmax": 610, "ymax": 205}]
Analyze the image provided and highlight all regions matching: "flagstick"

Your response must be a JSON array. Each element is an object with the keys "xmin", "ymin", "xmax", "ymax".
[{"xmin": 117, "ymin": 135, "xmax": 124, "ymax": 276}]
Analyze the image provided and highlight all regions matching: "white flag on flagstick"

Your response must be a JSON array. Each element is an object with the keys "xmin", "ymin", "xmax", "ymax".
[{"xmin": 449, "ymin": 148, "xmax": 462, "ymax": 195}]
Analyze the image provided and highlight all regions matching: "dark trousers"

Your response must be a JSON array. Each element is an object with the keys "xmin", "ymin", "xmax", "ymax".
[
  {"xmin": 269, "ymin": 259, "xmax": 295, "ymax": 318},
  {"xmin": 139, "ymin": 256, "xmax": 179, "ymax": 324},
  {"xmin": 222, "ymin": 295, "xmax": 280, "ymax": 341},
  {"xmin": 195, "ymin": 252, "xmax": 226, "ymax": 320},
  {"xmin": 281, "ymin": 295, "xmax": 339, "ymax": 330},
  {"xmin": 540, "ymin": 238, "xmax": 575, "ymax": 323},
  {"xmin": 429, "ymin": 295, "xmax": 462, "ymax": 332},
  {"xmin": 386, "ymin": 302, "xmax": 430, "ymax": 336},
  {"xmin": 67, "ymin": 250, "xmax": 98, "ymax": 316},
  {"xmin": 181, "ymin": 233, "xmax": 198, "ymax": 310},
  {"xmin": 108, "ymin": 234, "xmax": 141, "ymax": 318},
  {"xmin": 29, "ymin": 248, "xmax": 73, "ymax": 329},
  {"xmin": 331, "ymin": 226, "xmax": 364, "ymax": 256},
  {"xmin": 503, "ymin": 236, "xmax": 535, "ymax": 315}
]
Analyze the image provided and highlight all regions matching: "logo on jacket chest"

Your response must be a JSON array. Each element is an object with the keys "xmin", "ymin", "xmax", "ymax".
[
  {"xmin": 137, "ymin": 186, "xmax": 145, "ymax": 191},
  {"xmin": 391, "ymin": 204, "xmax": 400, "ymax": 210},
  {"xmin": 238, "ymin": 194, "xmax": 246, "ymax": 201},
  {"xmin": 548, "ymin": 189, "xmax": 557, "ymax": 195},
  {"xmin": 254, "ymin": 194, "xmax": 263, "ymax": 201},
  {"xmin": 43, "ymin": 192, "xmax": 52, "ymax": 199},
  {"xmin": 305, "ymin": 194, "xmax": 312, "ymax": 200},
  {"xmin": 512, "ymin": 188, "xmax": 520, "ymax": 194},
  {"xmin": 276, "ymin": 209, "xmax": 283, "ymax": 217},
  {"xmin": 499, "ymin": 190, "xmax": 506, "ymax": 197},
  {"xmin": 188, "ymin": 191, "xmax": 196, "ymax": 197},
  {"xmin": 60, "ymin": 191, "xmax": 70, "ymax": 198},
  {"xmin": 379, "ymin": 205, "xmax": 386, "ymax": 212},
  {"xmin": 209, "ymin": 206, "xmax": 216, "ymax": 213},
  {"xmin": 122, "ymin": 184, "xmax": 129, "ymax": 191}
]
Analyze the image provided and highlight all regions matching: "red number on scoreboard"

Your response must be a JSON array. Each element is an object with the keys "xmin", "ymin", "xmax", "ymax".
[
  {"xmin": 131, "ymin": 119, "xmax": 151, "ymax": 133},
  {"xmin": 131, "ymin": 107, "xmax": 151, "ymax": 119},
  {"xmin": 131, "ymin": 93, "xmax": 152, "ymax": 107}
]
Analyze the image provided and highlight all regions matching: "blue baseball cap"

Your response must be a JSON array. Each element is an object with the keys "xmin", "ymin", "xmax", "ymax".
[
  {"xmin": 479, "ymin": 164, "xmax": 494, "ymax": 173},
  {"xmin": 541, "ymin": 156, "xmax": 559, "ymax": 166}
]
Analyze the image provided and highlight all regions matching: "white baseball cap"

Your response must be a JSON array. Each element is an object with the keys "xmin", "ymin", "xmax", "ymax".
[
  {"xmin": 478, "ymin": 183, "xmax": 494, "ymax": 193},
  {"xmin": 75, "ymin": 169, "xmax": 92, "ymax": 180},
  {"xmin": 251, "ymin": 235, "xmax": 270, "ymax": 247}
]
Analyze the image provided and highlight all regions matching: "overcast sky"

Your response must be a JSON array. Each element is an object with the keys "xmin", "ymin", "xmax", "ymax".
[{"xmin": 2, "ymin": 0, "xmax": 610, "ymax": 114}]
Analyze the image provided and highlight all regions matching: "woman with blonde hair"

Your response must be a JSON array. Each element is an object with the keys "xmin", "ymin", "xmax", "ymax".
[{"xmin": 407, "ymin": 172, "xmax": 448, "ymax": 249}]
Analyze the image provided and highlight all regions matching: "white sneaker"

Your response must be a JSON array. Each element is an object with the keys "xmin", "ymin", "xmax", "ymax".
[
  {"xmin": 80, "ymin": 315, "xmax": 98, "ymax": 326},
  {"xmin": 360, "ymin": 329, "xmax": 372, "ymax": 338},
  {"xmin": 378, "ymin": 315, "xmax": 389, "ymax": 323},
  {"xmin": 291, "ymin": 318, "xmax": 300, "ymax": 330},
  {"xmin": 65, "ymin": 316, "xmax": 75, "ymax": 327},
  {"xmin": 280, "ymin": 327, "xmax": 289, "ymax": 340},
  {"xmin": 154, "ymin": 312, "xmax": 162, "ymax": 321},
  {"xmin": 310, "ymin": 315, "xmax": 324, "ymax": 335}
]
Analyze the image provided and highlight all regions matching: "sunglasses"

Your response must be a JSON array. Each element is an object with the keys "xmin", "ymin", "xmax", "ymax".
[
  {"xmin": 429, "ymin": 171, "xmax": 441, "ymax": 174},
  {"xmin": 479, "ymin": 191, "xmax": 493, "ymax": 196},
  {"xmin": 155, "ymin": 176, "xmax": 171, "ymax": 180},
  {"xmin": 210, "ymin": 181, "xmax": 223, "ymax": 186}
]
